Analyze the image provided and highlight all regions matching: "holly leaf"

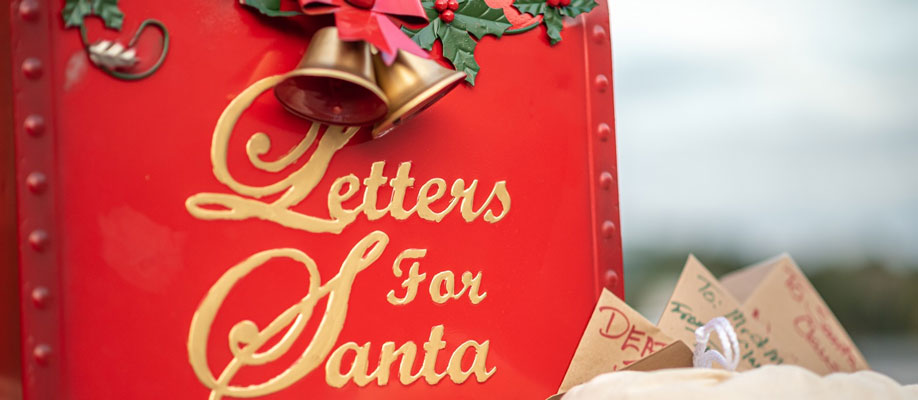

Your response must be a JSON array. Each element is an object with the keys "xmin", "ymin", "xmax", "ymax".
[
  {"xmin": 91, "ymin": 0, "xmax": 124, "ymax": 30},
  {"xmin": 438, "ymin": 23, "xmax": 480, "ymax": 84},
  {"xmin": 559, "ymin": 0, "xmax": 598, "ymax": 17},
  {"xmin": 241, "ymin": 0, "xmax": 303, "ymax": 17},
  {"xmin": 512, "ymin": 0, "xmax": 597, "ymax": 45},
  {"xmin": 402, "ymin": 19, "xmax": 441, "ymax": 50},
  {"xmin": 402, "ymin": 0, "xmax": 510, "ymax": 85},
  {"xmin": 62, "ymin": 0, "xmax": 124, "ymax": 30},
  {"xmin": 450, "ymin": 0, "xmax": 511, "ymax": 39},
  {"xmin": 511, "ymin": 0, "xmax": 546, "ymax": 17},
  {"xmin": 63, "ymin": 0, "xmax": 92, "ymax": 28},
  {"xmin": 542, "ymin": 7, "xmax": 563, "ymax": 44}
]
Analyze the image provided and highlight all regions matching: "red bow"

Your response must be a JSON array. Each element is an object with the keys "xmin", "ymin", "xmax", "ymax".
[{"xmin": 301, "ymin": 0, "xmax": 429, "ymax": 64}]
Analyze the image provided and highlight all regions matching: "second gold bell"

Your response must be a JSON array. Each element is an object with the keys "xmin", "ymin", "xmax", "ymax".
[{"xmin": 274, "ymin": 27, "xmax": 466, "ymax": 138}]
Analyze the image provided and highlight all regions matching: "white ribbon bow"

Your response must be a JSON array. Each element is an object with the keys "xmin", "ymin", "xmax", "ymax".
[{"xmin": 693, "ymin": 316, "xmax": 740, "ymax": 371}]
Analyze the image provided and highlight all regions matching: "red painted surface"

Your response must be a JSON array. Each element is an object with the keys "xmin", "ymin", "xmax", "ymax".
[
  {"xmin": 1, "ymin": 2, "xmax": 24, "ymax": 398},
  {"xmin": 9, "ymin": 0, "xmax": 621, "ymax": 398}
]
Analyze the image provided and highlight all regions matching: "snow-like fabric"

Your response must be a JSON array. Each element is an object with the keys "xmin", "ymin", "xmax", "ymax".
[{"xmin": 562, "ymin": 365, "xmax": 918, "ymax": 400}]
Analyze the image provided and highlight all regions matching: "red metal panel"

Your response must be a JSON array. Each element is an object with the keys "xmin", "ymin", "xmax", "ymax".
[
  {"xmin": 1, "ymin": 2, "xmax": 24, "ymax": 398},
  {"xmin": 10, "ymin": 0, "xmax": 63, "ymax": 399},
  {"xmin": 11, "ymin": 0, "xmax": 621, "ymax": 398}
]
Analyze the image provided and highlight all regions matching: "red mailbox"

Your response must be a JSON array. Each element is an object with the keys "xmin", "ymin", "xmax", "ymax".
[{"xmin": 4, "ymin": 0, "xmax": 621, "ymax": 398}]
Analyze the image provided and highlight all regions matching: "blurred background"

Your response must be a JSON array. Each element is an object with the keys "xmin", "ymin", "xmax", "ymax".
[{"xmin": 611, "ymin": 0, "xmax": 918, "ymax": 384}]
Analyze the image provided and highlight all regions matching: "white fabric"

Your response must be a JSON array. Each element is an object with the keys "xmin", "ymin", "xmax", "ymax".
[{"xmin": 561, "ymin": 365, "xmax": 918, "ymax": 400}]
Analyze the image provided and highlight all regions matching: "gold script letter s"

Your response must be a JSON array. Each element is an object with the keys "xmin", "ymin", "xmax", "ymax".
[{"xmin": 187, "ymin": 231, "xmax": 388, "ymax": 400}]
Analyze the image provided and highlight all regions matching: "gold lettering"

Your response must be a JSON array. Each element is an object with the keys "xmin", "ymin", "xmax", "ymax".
[
  {"xmin": 388, "ymin": 162, "xmax": 417, "ymax": 219},
  {"xmin": 430, "ymin": 271, "xmax": 458, "ymax": 304},
  {"xmin": 416, "ymin": 178, "xmax": 458, "ymax": 222},
  {"xmin": 184, "ymin": 74, "xmax": 360, "ymax": 234},
  {"xmin": 447, "ymin": 340, "xmax": 496, "ymax": 383},
  {"xmin": 378, "ymin": 342, "xmax": 422, "ymax": 385},
  {"xmin": 186, "ymin": 231, "xmax": 388, "ymax": 400},
  {"xmin": 451, "ymin": 179, "xmax": 511, "ymax": 223},
  {"xmin": 362, "ymin": 161, "xmax": 390, "ymax": 220},
  {"xmin": 323, "ymin": 325, "xmax": 494, "ymax": 388},
  {"xmin": 420, "ymin": 325, "xmax": 448, "ymax": 384},
  {"xmin": 325, "ymin": 342, "xmax": 379, "ymax": 388},
  {"xmin": 186, "ymin": 75, "xmax": 504, "ymax": 398},
  {"xmin": 484, "ymin": 181, "xmax": 511, "ymax": 223},
  {"xmin": 428, "ymin": 269, "xmax": 486, "ymax": 305},
  {"xmin": 387, "ymin": 249, "xmax": 427, "ymax": 306},
  {"xmin": 328, "ymin": 174, "xmax": 362, "ymax": 223},
  {"xmin": 461, "ymin": 271, "xmax": 488, "ymax": 304}
]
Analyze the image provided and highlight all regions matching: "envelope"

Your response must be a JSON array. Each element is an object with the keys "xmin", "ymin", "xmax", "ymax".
[
  {"xmin": 556, "ymin": 289, "xmax": 675, "ymax": 393},
  {"xmin": 657, "ymin": 255, "xmax": 786, "ymax": 371},
  {"xmin": 720, "ymin": 254, "xmax": 869, "ymax": 373}
]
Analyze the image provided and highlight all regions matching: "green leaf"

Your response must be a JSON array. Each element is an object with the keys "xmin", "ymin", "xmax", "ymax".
[
  {"xmin": 63, "ymin": 0, "xmax": 124, "ymax": 30},
  {"xmin": 418, "ymin": 1, "xmax": 441, "ymax": 20},
  {"xmin": 438, "ymin": 23, "xmax": 480, "ymax": 84},
  {"xmin": 405, "ymin": 0, "xmax": 510, "ymax": 85},
  {"xmin": 241, "ymin": 0, "xmax": 303, "ymax": 17},
  {"xmin": 91, "ymin": 0, "xmax": 124, "ymax": 30},
  {"xmin": 543, "ymin": 7, "xmax": 563, "ymax": 45},
  {"xmin": 510, "ymin": 0, "xmax": 546, "ymax": 16},
  {"xmin": 560, "ymin": 0, "xmax": 598, "ymax": 18},
  {"xmin": 451, "ymin": 0, "xmax": 511, "ymax": 40},
  {"xmin": 402, "ymin": 19, "xmax": 441, "ymax": 51},
  {"xmin": 62, "ymin": 0, "xmax": 92, "ymax": 28},
  {"xmin": 512, "ymin": 0, "xmax": 597, "ymax": 44}
]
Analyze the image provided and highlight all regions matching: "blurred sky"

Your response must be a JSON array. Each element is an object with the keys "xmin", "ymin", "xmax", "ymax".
[{"xmin": 609, "ymin": 0, "xmax": 918, "ymax": 268}]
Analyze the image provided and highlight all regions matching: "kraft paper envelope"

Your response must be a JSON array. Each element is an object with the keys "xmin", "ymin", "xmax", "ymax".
[
  {"xmin": 546, "ymin": 341, "xmax": 693, "ymax": 400},
  {"xmin": 720, "ymin": 254, "xmax": 869, "ymax": 374},
  {"xmin": 657, "ymin": 255, "xmax": 786, "ymax": 371},
  {"xmin": 557, "ymin": 289, "xmax": 675, "ymax": 394},
  {"xmin": 619, "ymin": 340, "xmax": 694, "ymax": 372}
]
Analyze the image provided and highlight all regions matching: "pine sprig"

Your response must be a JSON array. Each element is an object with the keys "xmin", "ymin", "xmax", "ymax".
[
  {"xmin": 512, "ymin": 0, "xmax": 597, "ymax": 45},
  {"xmin": 402, "ymin": 0, "xmax": 511, "ymax": 85}
]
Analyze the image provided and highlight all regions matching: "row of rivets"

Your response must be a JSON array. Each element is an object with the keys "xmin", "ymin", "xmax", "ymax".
[
  {"xmin": 591, "ymin": 22, "xmax": 619, "ymax": 291},
  {"xmin": 19, "ymin": 0, "xmax": 53, "ymax": 367}
]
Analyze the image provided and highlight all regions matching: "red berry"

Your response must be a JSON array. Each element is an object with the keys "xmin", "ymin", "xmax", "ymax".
[
  {"xmin": 546, "ymin": 0, "xmax": 560, "ymax": 7},
  {"xmin": 434, "ymin": 0, "xmax": 448, "ymax": 11},
  {"xmin": 447, "ymin": 0, "xmax": 459, "ymax": 10},
  {"xmin": 559, "ymin": 0, "xmax": 571, "ymax": 5},
  {"xmin": 439, "ymin": 9, "xmax": 455, "ymax": 23}
]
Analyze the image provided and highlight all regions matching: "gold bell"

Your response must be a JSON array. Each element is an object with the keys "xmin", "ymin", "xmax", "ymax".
[
  {"xmin": 371, "ymin": 51, "xmax": 467, "ymax": 138},
  {"xmin": 274, "ymin": 27, "xmax": 389, "ymax": 126}
]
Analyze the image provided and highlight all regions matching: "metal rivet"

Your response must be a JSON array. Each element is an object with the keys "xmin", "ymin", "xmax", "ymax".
[
  {"xmin": 26, "ymin": 172, "xmax": 47, "ymax": 194},
  {"xmin": 597, "ymin": 123, "xmax": 611, "ymax": 142},
  {"xmin": 592, "ymin": 25, "xmax": 607, "ymax": 44},
  {"xmin": 24, "ymin": 115, "xmax": 45, "ymax": 137},
  {"xmin": 603, "ymin": 269, "xmax": 620, "ymax": 290},
  {"xmin": 28, "ymin": 230, "xmax": 49, "ymax": 252},
  {"xmin": 599, "ymin": 171, "xmax": 614, "ymax": 190},
  {"xmin": 33, "ymin": 344, "xmax": 52, "ymax": 365},
  {"xmin": 32, "ymin": 287, "xmax": 50, "ymax": 308},
  {"xmin": 19, "ymin": 0, "xmax": 40, "ymax": 21},
  {"xmin": 601, "ymin": 220, "xmax": 616, "ymax": 239},
  {"xmin": 22, "ymin": 58, "xmax": 43, "ymax": 79},
  {"xmin": 594, "ymin": 74, "xmax": 609, "ymax": 93}
]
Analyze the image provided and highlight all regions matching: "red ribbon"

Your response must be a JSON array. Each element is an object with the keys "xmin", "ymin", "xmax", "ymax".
[{"xmin": 301, "ymin": 0, "xmax": 429, "ymax": 64}]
